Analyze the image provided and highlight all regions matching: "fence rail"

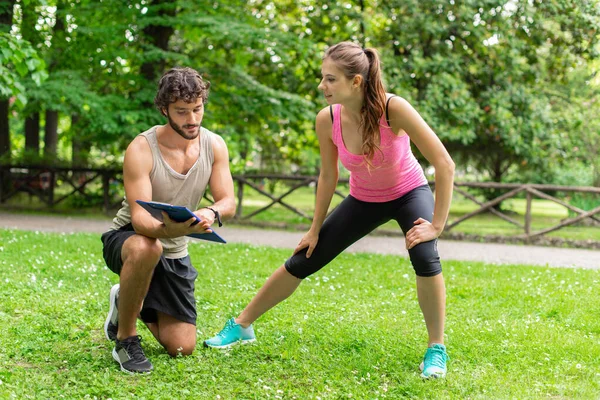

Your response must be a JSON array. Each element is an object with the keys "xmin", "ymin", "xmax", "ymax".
[{"xmin": 1, "ymin": 165, "xmax": 599, "ymax": 240}]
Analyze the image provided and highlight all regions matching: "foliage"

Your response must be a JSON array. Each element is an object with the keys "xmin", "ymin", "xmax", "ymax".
[
  {"xmin": 2, "ymin": 0, "xmax": 600, "ymax": 184},
  {"xmin": 371, "ymin": 0, "xmax": 600, "ymax": 183},
  {"xmin": 0, "ymin": 32, "xmax": 47, "ymax": 106}
]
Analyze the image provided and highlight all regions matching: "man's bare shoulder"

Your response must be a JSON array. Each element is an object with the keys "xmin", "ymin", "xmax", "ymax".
[
  {"xmin": 127, "ymin": 134, "xmax": 152, "ymax": 152},
  {"xmin": 124, "ymin": 135, "xmax": 153, "ymax": 173},
  {"xmin": 205, "ymin": 130, "xmax": 230, "ymax": 164}
]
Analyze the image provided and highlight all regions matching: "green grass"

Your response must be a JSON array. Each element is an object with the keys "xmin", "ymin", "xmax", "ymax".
[{"xmin": 1, "ymin": 229, "xmax": 599, "ymax": 399}]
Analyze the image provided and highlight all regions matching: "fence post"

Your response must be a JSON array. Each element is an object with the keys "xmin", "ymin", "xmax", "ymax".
[
  {"xmin": 103, "ymin": 172, "xmax": 110, "ymax": 214},
  {"xmin": 235, "ymin": 178, "xmax": 244, "ymax": 219},
  {"xmin": 48, "ymin": 169, "xmax": 55, "ymax": 207},
  {"xmin": 0, "ymin": 166, "xmax": 4, "ymax": 203},
  {"xmin": 525, "ymin": 189, "xmax": 532, "ymax": 238}
]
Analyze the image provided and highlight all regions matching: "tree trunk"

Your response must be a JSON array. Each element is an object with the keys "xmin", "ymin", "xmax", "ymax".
[
  {"xmin": 358, "ymin": 0, "xmax": 366, "ymax": 44},
  {"xmin": 0, "ymin": 1, "xmax": 14, "ymax": 31},
  {"xmin": 25, "ymin": 112, "xmax": 40, "ymax": 156},
  {"xmin": 71, "ymin": 113, "xmax": 88, "ymax": 167},
  {"xmin": 0, "ymin": 100, "xmax": 9, "ymax": 160},
  {"xmin": 0, "ymin": 0, "xmax": 16, "ymax": 162},
  {"xmin": 40, "ymin": 0, "xmax": 66, "ymax": 162},
  {"xmin": 21, "ymin": 0, "xmax": 43, "ymax": 157},
  {"xmin": 140, "ymin": 0, "xmax": 176, "ymax": 91},
  {"xmin": 44, "ymin": 110, "xmax": 58, "ymax": 160}
]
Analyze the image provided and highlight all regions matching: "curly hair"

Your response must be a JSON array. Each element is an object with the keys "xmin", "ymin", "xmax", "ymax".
[{"xmin": 154, "ymin": 67, "xmax": 211, "ymax": 114}]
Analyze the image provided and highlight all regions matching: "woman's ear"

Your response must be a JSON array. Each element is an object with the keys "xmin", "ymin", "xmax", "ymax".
[{"xmin": 352, "ymin": 74, "xmax": 363, "ymax": 89}]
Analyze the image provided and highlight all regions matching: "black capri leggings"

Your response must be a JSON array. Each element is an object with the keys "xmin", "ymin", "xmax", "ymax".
[{"xmin": 285, "ymin": 184, "xmax": 442, "ymax": 279}]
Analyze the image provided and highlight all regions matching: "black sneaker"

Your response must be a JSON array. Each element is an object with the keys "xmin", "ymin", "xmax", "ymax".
[
  {"xmin": 104, "ymin": 284, "xmax": 119, "ymax": 341},
  {"xmin": 112, "ymin": 335, "xmax": 153, "ymax": 374}
]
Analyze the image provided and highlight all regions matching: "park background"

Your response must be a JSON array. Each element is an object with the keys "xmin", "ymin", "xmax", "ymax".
[{"xmin": 1, "ymin": 0, "xmax": 600, "ymax": 398}]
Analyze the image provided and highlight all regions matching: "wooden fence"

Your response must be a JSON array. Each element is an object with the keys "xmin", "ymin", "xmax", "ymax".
[{"xmin": 1, "ymin": 165, "xmax": 599, "ymax": 240}]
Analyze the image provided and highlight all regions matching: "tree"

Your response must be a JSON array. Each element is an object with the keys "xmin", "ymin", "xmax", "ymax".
[
  {"xmin": 0, "ymin": 0, "xmax": 16, "ymax": 160},
  {"xmin": 0, "ymin": 31, "xmax": 47, "ymax": 161},
  {"xmin": 371, "ymin": 0, "xmax": 599, "ymax": 186}
]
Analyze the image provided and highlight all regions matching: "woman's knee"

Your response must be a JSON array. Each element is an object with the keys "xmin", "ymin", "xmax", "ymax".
[
  {"xmin": 284, "ymin": 258, "xmax": 319, "ymax": 279},
  {"xmin": 409, "ymin": 241, "xmax": 442, "ymax": 277}
]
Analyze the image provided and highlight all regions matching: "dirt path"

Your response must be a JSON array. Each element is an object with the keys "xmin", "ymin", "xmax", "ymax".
[{"xmin": 0, "ymin": 212, "xmax": 598, "ymax": 269}]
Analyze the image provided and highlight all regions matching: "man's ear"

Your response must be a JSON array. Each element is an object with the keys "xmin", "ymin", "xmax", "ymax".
[{"xmin": 161, "ymin": 107, "xmax": 168, "ymax": 117}]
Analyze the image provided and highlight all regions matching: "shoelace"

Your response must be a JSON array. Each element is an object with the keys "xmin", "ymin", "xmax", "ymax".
[
  {"xmin": 217, "ymin": 320, "xmax": 235, "ymax": 338},
  {"xmin": 122, "ymin": 336, "xmax": 147, "ymax": 362},
  {"xmin": 426, "ymin": 347, "xmax": 446, "ymax": 369}
]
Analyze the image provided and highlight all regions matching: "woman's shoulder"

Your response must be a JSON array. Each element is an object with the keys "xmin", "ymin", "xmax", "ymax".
[
  {"xmin": 315, "ymin": 105, "xmax": 335, "ymax": 139},
  {"xmin": 385, "ymin": 93, "xmax": 411, "ymax": 107},
  {"xmin": 385, "ymin": 94, "xmax": 414, "ymax": 118},
  {"xmin": 316, "ymin": 105, "xmax": 335, "ymax": 125}
]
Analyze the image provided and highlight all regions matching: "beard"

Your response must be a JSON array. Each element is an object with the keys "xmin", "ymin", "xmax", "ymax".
[{"xmin": 167, "ymin": 113, "xmax": 200, "ymax": 140}]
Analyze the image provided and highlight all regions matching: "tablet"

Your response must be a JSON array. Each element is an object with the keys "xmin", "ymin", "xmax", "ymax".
[{"xmin": 136, "ymin": 200, "xmax": 226, "ymax": 244}]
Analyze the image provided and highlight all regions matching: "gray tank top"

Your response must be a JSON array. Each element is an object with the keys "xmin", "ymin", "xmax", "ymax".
[{"xmin": 111, "ymin": 125, "xmax": 215, "ymax": 258}]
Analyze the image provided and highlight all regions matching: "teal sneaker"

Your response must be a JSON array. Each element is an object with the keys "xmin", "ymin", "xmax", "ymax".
[
  {"xmin": 203, "ymin": 318, "xmax": 256, "ymax": 349},
  {"xmin": 419, "ymin": 343, "xmax": 448, "ymax": 379}
]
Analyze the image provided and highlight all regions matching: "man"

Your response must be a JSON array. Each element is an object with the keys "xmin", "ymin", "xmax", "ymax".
[{"xmin": 101, "ymin": 67, "xmax": 236, "ymax": 374}]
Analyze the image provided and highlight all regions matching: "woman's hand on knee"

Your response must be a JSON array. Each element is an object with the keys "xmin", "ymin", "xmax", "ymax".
[
  {"xmin": 294, "ymin": 230, "xmax": 319, "ymax": 258},
  {"xmin": 405, "ymin": 217, "xmax": 438, "ymax": 250}
]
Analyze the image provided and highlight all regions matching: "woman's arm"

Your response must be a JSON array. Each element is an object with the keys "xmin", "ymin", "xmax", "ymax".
[
  {"xmin": 388, "ymin": 97, "xmax": 455, "ymax": 248},
  {"xmin": 294, "ymin": 107, "xmax": 339, "ymax": 257},
  {"xmin": 310, "ymin": 107, "xmax": 339, "ymax": 232}
]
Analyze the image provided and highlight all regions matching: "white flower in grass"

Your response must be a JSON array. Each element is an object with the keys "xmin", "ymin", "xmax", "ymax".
[
  {"xmin": 576, "ymin": 364, "xmax": 582, "ymax": 369},
  {"xmin": 30, "ymin": 274, "xmax": 36, "ymax": 283}
]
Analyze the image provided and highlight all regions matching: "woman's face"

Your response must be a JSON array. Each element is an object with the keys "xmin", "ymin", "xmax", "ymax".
[{"xmin": 318, "ymin": 58, "xmax": 355, "ymax": 104}]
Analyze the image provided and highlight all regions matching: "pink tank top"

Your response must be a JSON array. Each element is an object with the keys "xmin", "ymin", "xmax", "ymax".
[{"xmin": 331, "ymin": 103, "xmax": 428, "ymax": 202}]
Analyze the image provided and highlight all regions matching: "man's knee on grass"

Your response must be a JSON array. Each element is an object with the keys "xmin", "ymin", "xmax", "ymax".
[{"xmin": 163, "ymin": 336, "xmax": 196, "ymax": 357}]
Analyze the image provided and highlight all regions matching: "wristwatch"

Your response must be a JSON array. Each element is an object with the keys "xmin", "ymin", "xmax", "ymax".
[{"xmin": 205, "ymin": 207, "xmax": 223, "ymax": 227}]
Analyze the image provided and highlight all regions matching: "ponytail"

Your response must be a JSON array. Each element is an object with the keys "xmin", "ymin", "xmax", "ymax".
[{"xmin": 361, "ymin": 48, "xmax": 386, "ymax": 164}]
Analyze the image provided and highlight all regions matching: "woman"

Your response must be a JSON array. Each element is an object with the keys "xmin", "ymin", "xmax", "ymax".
[{"xmin": 204, "ymin": 42, "xmax": 455, "ymax": 379}]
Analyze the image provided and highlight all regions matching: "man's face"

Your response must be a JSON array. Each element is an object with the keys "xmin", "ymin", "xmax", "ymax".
[{"xmin": 165, "ymin": 98, "xmax": 204, "ymax": 140}]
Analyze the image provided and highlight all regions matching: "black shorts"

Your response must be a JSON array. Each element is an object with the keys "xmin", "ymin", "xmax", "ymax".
[
  {"xmin": 101, "ymin": 224, "xmax": 198, "ymax": 325},
  {"xmin": 285, "ymin": 184, "xmax": 442, "ymax": 279}
]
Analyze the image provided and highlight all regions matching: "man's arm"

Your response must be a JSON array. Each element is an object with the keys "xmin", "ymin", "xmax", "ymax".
[{"xmin": 194, "ymin": 134, "xmax": 236, "ymax": 224}]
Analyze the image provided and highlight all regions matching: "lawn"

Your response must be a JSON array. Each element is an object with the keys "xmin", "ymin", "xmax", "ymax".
[{"xmin": 0, "ymin": 229, "xmax": 599, "ymax": 399}]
